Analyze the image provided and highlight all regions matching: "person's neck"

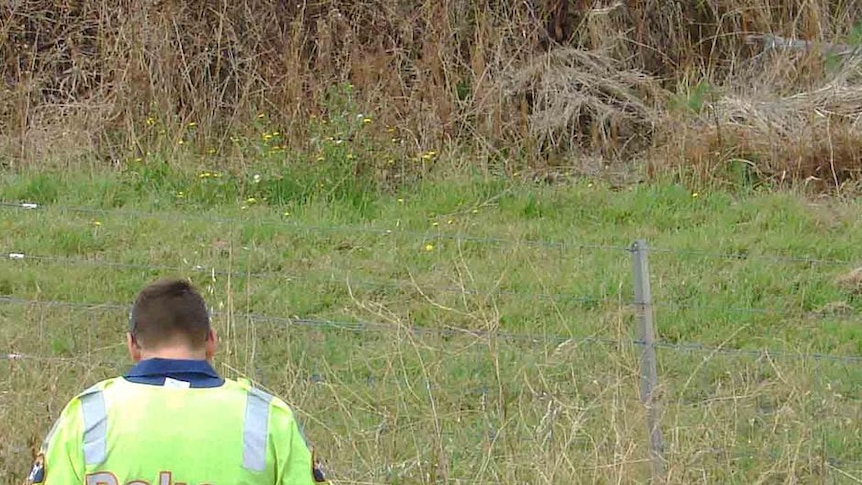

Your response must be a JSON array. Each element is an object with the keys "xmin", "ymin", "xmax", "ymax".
[{"xmin": 139, "ymin": 346, "xmax": 208, "ymax": 362}]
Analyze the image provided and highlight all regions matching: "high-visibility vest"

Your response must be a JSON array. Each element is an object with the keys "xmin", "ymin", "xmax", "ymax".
[{"xmin": 28, "ymin": 376, "xmax": 325, "ymax": 485}]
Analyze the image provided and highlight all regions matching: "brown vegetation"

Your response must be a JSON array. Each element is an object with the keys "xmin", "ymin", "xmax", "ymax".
[{"xmin": 3, "ymin": 1, "xmax": 862, "ymax": 188}]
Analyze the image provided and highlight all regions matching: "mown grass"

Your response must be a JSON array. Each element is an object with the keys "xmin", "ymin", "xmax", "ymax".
[{"xmin": 2, "ymin": 160, "xmax": 862, "ymax": 484}]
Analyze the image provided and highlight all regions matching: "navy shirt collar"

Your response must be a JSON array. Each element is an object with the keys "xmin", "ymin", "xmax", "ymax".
[{"xmin": 124, "ymin": 358, "xmax": 224, "ymax": 388}]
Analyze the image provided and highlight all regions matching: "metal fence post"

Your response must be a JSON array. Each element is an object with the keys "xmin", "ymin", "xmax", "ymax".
[{"xmin": 631, "ymin": 239, "xmax": 665, "ymax": 481}]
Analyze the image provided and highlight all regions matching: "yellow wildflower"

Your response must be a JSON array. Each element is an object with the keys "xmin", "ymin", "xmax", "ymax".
[{"xmin": 424, "ymin": 244, "xmax": 434, "ymax": 252}]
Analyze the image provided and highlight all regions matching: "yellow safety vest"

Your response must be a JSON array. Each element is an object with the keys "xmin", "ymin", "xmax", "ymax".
[{"xmin": 26, "ymin": 376, "xmax": 326, "ymax": 484}]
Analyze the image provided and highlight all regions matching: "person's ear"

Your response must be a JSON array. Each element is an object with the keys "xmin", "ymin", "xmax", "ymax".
[
  {"xmin": 127, "ymin": 333, "xmax": 142, "ymax": 362},
  {"xmin": 205, "ymin": 328, "xmax": 218, "ymax": 361}
]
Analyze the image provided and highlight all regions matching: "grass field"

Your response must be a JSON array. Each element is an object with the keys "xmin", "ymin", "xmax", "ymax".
[
  {"xmin": 2, "ymin": 163, "xmax": 862, "ymax": 484},
  {"xmin": 6, "ymin": 1, "xmax": 862, "ymax": 483}
]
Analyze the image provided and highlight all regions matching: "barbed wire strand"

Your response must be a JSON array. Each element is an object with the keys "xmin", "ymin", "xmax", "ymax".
[
  {"xmin": 4, "ymin": 357, "xmax": 862, "ymax": 472},
  {"xmin": 2, "ymin": 295, "xmax": 861, "ymax": 365},
  {"xmin": 651, "ymin": 340, "xmax": 862, "ymax": 365},
  {"xmin": 648, "ymin": 245, "xmax": 858, "ymax": 267},
  {"xmin": 0, "ymin": 352, "xmax": 491, "ymax": 396},
  {"xmin": 4, "ymin": 201, "xmax": 859, "ymax": 266},
  {"xmin": 4, "ymin": 251, "xmax": 838, "ymax": 319},
  {"xmin": 0, "ymin": 201, "xmax": 631, "ymax": 253},
  {"xmin": 0, "ymin": 251, "xmax": 617, "ymax": 307},
  {"xmin": 0, "ymin": 295, "xmax": 609, "ymax": 347}
]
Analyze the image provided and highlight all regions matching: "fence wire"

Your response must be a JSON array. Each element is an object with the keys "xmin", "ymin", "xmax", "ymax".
[
  {"xmin": 4, "ymin": 200, "xmax": 859, "ymax": 267},
  {"xmin": 2, "ymin": 250, "xmax": 851, "ymax": 319},
  {"xmin": 0, "ymin": 295, "xmax": 602, "ymax": 346},
  {"xmin": 4, "ymin": 195, "xmax": 862, "ymax": 482},
  {"xmin": 2, "ymin": 295, "xmax": 861, "ymax": 366},
  {"xmin": 0, "ymin": 250, "xmax": 617, "ymax": 307},
  {"xmin": 0, "ymin": 200, "xmax": 633, "ymax": 253}
]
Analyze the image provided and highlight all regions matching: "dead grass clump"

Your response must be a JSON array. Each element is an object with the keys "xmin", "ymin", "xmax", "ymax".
[
  {"xmin": 810, "ymin": 301, "xmax": 853, "ymax": 317},
  {"xmin": 835, "ymin": 267, "xmax": 862, "ymax": 294},
  {"xmin": 502, "ymin": 47, "xmax": 666, "ymax": 161},
  {"xmin": 655, "ymin": 83, "xmax": 862, "ymax": 188}
]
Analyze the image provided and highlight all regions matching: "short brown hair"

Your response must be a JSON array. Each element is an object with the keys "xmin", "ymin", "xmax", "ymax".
[{"xmin": 129, "ymin": 278, "xmax": 210, "ymax": 349}]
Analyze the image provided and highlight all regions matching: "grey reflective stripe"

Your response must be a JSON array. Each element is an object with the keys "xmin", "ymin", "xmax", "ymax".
[
  {"xmin": 40, "ymin": 416, "xmax": 62, "ymax": 453},
  {"xmin": 80, "ymin": 388, "xmax": 108, "ymax": 466},
  {"xmin": 242, "ymin": 387, "xmax": 274, "ymax": 472}
]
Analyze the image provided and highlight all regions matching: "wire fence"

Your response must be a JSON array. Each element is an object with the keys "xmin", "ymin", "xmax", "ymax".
[
  {"xmin": 2, "ymin": 199, "xmax": 861, "ymax": 369},
  {"xmin": 3, "ymin": 199, "xmax": 862, "ymax": 482},
  {"xmin": 0, "ymin": 200, "xmax": 629, "ymax": 252},
  {"xmin": 0, "ymin": 250, "xmax": 613, "ymax": 307},
  {"xmin": 2, "ymin": 294, "xmax": 861, "ymax": 365},
  {"xmin": 3, "ymin": 199, "xmax": 857, "ymax": 265}
]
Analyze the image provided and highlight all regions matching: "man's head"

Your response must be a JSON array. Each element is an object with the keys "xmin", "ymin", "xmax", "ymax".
[{"xmin": 127, "ymin": 278, "xmax": 217, "ymax": 362}]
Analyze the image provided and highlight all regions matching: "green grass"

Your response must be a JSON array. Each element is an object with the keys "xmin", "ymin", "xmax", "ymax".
[{"xmin": 2, "ymin": 162, "xmax": 862, "ymax": 484}]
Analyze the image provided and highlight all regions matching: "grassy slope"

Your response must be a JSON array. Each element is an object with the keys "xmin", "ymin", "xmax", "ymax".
[{"xmin": 1, "ymin": 165, "xmax": 862, "ymax": 483}]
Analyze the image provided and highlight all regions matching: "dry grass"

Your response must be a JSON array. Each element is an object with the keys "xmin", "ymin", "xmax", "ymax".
[
  {"xmin": 4, "ymin": 0, "xmax": 862, "ymax": 187},
  {"xmin": 502, "ymin": 47, "xmax": 665, "ymax": 160},
  {"xmin": 835, "ymin": 267, "xmax": 862, "ymax": 294},
  {"xmin": 3, "ymin": 299, "xmax": 861, "ymax": 483},
  {"xmin": 655, "ymin": 80, "xmax": 862, "ymax": 189}
]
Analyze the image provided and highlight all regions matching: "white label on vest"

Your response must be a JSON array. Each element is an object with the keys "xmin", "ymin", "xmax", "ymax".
[{"xmin": 164, "ymin": 377, "xmax": 191, "ymax": 389}]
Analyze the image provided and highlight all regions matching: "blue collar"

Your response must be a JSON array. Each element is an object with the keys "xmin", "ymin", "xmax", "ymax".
[{"xmin": 124, "ymin": 358, "xmax": 224, "ymax": 388}]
